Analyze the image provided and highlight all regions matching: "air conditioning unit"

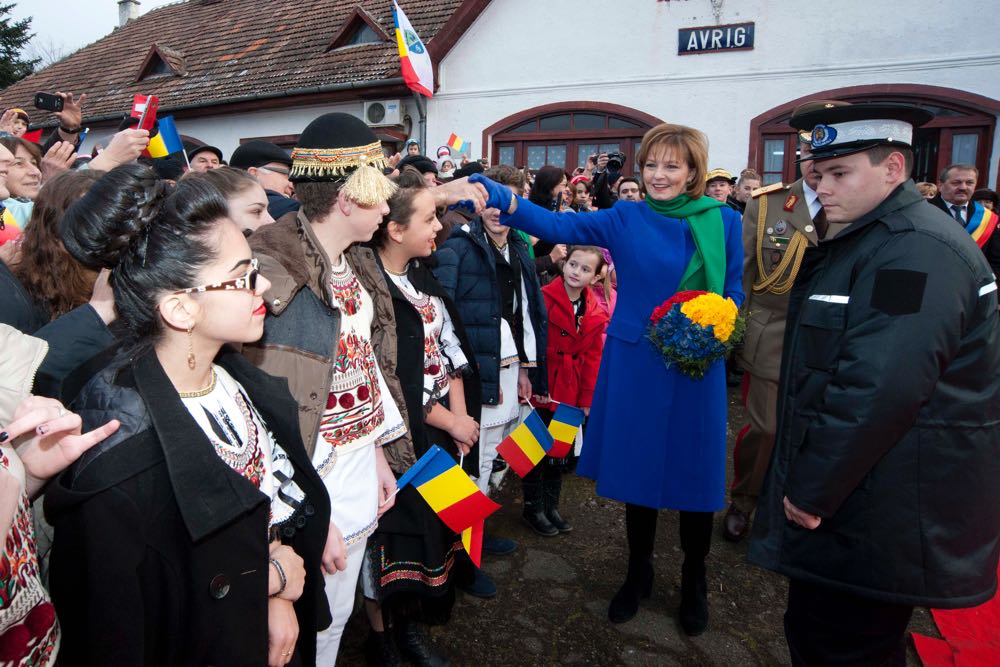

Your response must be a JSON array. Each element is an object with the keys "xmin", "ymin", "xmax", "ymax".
[{"xmin": 364, "ymin": 99, "xmax": 402, "ymax": 126}]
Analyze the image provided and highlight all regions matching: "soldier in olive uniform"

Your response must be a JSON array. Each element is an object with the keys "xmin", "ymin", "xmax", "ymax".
[{"xmin": 723, "ymin": 101, "xmax": 848, "ymax": 542}]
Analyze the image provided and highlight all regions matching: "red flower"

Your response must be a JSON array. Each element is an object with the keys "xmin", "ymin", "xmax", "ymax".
[
  {"xmin": 339, "ymin": 393, "xmax": 355, "ymax": 409},
  {"xmin": 650, "ymin": 290, "xmax": 709, "ymax": 321},
  {"xmin": 357, "ymin": 385, "xmax": 371, "ymax": 401}
]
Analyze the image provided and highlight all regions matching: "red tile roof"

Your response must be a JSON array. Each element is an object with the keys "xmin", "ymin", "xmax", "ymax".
[{"xmin": 1, "ymin": 0, "xmax": 476, "ymax": 126}]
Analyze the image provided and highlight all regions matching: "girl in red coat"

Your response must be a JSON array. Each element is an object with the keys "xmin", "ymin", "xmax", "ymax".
[{"xmin": 522, "ymin": 246, "xmax": 611, "ymax": 536}]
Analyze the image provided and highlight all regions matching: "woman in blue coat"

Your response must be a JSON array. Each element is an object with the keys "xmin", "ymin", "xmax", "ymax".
[{"xmin": 470, "ymin": 123, "xmax": 743, "ymax": 635}]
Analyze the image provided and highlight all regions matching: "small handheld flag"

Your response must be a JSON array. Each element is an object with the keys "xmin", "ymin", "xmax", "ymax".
[
  {"xmin": 144, "ymin": 116, "xmax": 184, "ymax": 158},
  {"xmin": 396, "ymin": 446, "xmax": 500, "ymax": 535},
  {"xmin": 392, "ymin": 1, "xmax": 434, "ymax": 98},
  {"xmin": 547, "ymin": 403, "xmax": 585, "ymax": 459},
  {"xmin": 461, "ymin": 519, "xmax": 485, "ymax": 567},
  {"xmin": 447, "ymin": 133, "xmax": 464, "ymax": 152},
  {"xmin": 496, "ymin": 409, "xmax": 555, "ymax": 478}
]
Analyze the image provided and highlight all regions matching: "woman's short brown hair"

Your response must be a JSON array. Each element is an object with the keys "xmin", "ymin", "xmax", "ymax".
[{"xmin": 636, "ymin": 123, "xmax": 709, "ymax": 199}]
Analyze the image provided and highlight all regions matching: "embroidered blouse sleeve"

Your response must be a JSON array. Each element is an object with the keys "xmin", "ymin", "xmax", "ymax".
[
  {"xmin": 373, "ymin": 355, "xmax": 408, "ymax": 447},
  {"xmin": 438, "ymin": 299, "xmax": 470, "ymax": 377}
]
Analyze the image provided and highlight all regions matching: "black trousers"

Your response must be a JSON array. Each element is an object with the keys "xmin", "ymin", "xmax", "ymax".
[{"xmin": 785, "ymin": 579, "xmax": 914, "ymax": 667}]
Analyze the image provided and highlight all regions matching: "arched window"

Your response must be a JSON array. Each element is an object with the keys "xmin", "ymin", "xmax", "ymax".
[
  {"xmin": 485, "ymin": 103, "xmax": 663, "ymax": 175},
  {"xmin": 750, "ymin": 85, "xmax": 999, "ymax": 187}
]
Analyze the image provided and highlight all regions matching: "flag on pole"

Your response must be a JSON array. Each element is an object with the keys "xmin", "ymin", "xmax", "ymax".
[
  {"xmin": 392, "ymin": 1, "xmax": 434, "ymax": 97},
  {"xmin": 144, "ymin": 116, "xmax": 184, "ymax": 158},
  {"xmin": 496, "ymin": 409, "xmax": 556, "ymax": 478},
  {"xmin": 547, "ymin": 403, "xmax": 585, "ymax": 458},
  {"xmin": 447, "ymin": 133, "xmax": 464, "ymax": 152},
  {"xmin": 396, "ymin": 446, "xmax": 500, "ymax": 535},
  {"xmin": 461, "ymin": 519, "xmax": 485, "ymax": 567}
]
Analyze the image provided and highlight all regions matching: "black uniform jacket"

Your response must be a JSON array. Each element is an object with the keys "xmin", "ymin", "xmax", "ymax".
[
  {"xmin": 44, "ymin": 347, "xmax": 331, "ymax": 666},
  {"xmin": 749, "ymin": 181, "xmax": 1000, "ymax": 608}
]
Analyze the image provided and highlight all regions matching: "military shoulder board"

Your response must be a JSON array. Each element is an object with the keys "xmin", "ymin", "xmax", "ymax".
[{"xmin": 751, "ymin": 182, "xmax": 786, "ymax": 198}]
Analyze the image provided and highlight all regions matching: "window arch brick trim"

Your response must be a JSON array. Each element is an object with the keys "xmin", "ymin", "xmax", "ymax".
[{"xmin": 481, "ymin": 101, "xmax": 665, "ymax": 159}]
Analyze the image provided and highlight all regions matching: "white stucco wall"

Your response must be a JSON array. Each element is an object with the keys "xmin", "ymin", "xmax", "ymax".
[{"xmin": 428, "ymin": 0, "xmax": 1000, "ymax": 182}]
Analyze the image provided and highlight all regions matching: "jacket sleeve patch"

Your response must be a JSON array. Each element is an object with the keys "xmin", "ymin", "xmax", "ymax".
[{"xmin": 870, "ymin": 269, "xmax": 927, "ymax": 315}]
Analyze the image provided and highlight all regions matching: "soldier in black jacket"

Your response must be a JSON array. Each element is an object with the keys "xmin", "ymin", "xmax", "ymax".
[{"xmin": 749, "ymin": 103, "xmax": 1000, "ymax": 666}]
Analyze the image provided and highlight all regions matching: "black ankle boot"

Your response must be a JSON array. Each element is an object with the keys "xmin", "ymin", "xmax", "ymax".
[
  {"xmin": 522, "ymin": 506, "xmax": 559, "ymax": 536},
  {"xmin": 608, "ymin": 557, "xmax": 654, "ymax": 623},
  {"xmin": 679, "ymin": 559, "xmax": 708, "ymax": 636},
  {"xmin": 364, "ymin": 630, "xmax": 404, "ymax": 667},
  {"xmin": 543, "ymin": 471, "xmax": 572, "ymax": 532},
  {"xmin": 393, "ymin": 620, "xmax": 450, "ymax": 667}
]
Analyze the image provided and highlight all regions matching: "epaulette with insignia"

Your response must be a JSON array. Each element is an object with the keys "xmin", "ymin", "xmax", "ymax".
[{"xmin": 751, "ymin": 182, "xmax": 787, "ymax": 198}]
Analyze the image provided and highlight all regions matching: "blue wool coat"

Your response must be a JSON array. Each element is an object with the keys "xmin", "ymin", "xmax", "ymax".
[{"xmin": 504, "ymin": 198, "xmax": 743, "ymax": 511}]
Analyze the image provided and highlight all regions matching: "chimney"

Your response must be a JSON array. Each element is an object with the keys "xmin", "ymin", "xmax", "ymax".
[{"xmin": 118, "ymin": 0, "xmax": 141, "ymax": 28}]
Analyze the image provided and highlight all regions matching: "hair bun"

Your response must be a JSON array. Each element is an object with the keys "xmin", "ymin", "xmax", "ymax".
[{"xmin": 61, "ymin": 163, "xmax": 169, "ymax": 270}]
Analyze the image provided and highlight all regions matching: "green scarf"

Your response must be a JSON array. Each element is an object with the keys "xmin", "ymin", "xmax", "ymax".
[{"xmin": 644, "ymin": 193, "xmax": 726, "ymax": 294}]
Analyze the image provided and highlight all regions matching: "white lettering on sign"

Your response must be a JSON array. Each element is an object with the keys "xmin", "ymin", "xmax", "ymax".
[
  {"xmin": 678, "ymin": 22, "xmax": 754, "ymax": 55},
  {"xmin": 734, "ymin": 27, "xmax": 746, "ymax": 47}
]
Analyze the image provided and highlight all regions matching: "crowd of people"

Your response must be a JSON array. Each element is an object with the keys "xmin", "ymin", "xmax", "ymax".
[{"xmin": 0, "ymin": 90, "xmax": 998, "ymax": 667}]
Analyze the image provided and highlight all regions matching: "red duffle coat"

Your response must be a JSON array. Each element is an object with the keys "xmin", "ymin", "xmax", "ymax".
[{"xmin": 541, "ymin": 277, "xmax": 609, "ymax": 408}]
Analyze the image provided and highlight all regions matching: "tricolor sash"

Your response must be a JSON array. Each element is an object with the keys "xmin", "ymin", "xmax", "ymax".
[{"xmin": 965, "ymin": 202, "xmax": 999, "ymax": 248}]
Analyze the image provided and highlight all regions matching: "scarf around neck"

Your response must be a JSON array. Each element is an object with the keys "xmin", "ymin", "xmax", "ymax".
[{"xmin": 644, "ymin": 193, "xmax": 726, "ymax": 294}]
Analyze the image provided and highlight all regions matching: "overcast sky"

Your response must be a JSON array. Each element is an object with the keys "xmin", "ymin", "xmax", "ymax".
[{"xmin": 13, "ymin": 0, "xmax": 179, "ymax": 63}]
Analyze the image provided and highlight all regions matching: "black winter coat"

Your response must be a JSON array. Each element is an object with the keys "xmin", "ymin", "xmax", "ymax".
[
  {"xmin": 378, "ymin": 255, "xmax": 482, "ymax": 474},
  {"xmin": 45, "ymin": 348, "xmax": 331, "ymax": 666},
  {"xmin": 433, "ymin": 218, "xmax": 547, "ymax": 404},
  {"xmin": 749, "ymin": 181, "xmax": 1000, "ymax": 608}
]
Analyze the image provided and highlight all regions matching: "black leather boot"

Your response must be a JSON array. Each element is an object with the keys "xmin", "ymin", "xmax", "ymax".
[
  {"xmin": 679, "ymin": 558, "xmax": 708, "ymax": 636},
  {"xmin": 364, "ymin": 630, "xmax": 404, "ymax": 667},
  {"xmin": 608, "ymin": 556, "xmax": 654, "ymax": 623},
  {"xmin": 522, "ymin": 468, "xmax": 558, "ymax": 536},
  {"xmin": 393, "ymin": 620, "xmax": 451, "ymax": 667},
  {"xmin": 543, "ymin": 468, "xmax": 572, "ymax": 532}
]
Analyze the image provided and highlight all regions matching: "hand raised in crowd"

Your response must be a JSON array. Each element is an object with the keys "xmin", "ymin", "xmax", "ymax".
[
  {"xmin": 88, "ymin": 128, "xmax": 150, "ymax": 172},
  {"xmin": 41, "ymin": 140, "xmax": 78, "ymax": 181},
  {"xmin": 89, "ymin": 268, "xmax": 117, "ymax": 325},
  {"xmin": 549, "ymin": 244, "xmax": 568, "ymax": 264},
  {"xmin": 54, "ymin": 92, "xmax": 86, "ymax": 141},
  {"xmin": 596, "ymin": 152, "xmax": 610, "ymax": 171},
  {"xmin": 447, "ymin": 414, "xmax": 479, "ymax": 454},
  {"xmin": 0, "ymin": 109, "xmax": 17, "ymax": 135},
  {"xmin": 2, "ymin": 395, "xmax": 120, "ymax": 500},
  {"xmin": 268, "ymin": 541, "xmax": 305, "ymax": 601},
  {"xmin": 375, "ymin": 447, "xmax": 397, "ymax": 517},
  {"xmin": 322, "ymin": 520, "xmax": 348, "ymax": 574},
  {"xmin": 433, "ymin": 176, "xmax": 488, "ymax": 213},
  {"xmin": 267, "ymin": 597, "xmax": 298, "ymax": 667},
  {"xmin": 387, "ymin": 152, "xmax": 402, "ymax": 168},
  {"xmin": 783, "ymin": 495, "xmax": 822, "ymax": 530},
  {"xmin": 517, "ymin": 368, "xmax": 532, "ymax": 402}
]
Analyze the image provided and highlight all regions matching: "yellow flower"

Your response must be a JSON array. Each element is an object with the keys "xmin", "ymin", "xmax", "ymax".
[{"xmin": 680, "ymin": 294, "xmax": 739, "ymax": 342}]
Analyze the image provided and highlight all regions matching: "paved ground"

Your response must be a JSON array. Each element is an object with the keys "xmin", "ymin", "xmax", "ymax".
[{"xmin": 341, "ymin": 386, "xmax": 939, "ymax": 665}]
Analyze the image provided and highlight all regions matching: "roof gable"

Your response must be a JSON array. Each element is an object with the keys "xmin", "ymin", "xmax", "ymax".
[
  {"xmin": 0, "ymin": 0, "xmax": 487, "ymax": 125},
  {"xmin": 326, "ymin": 7, "xmax": 391, "ymax": 52},
  {"xmin": 136, "ymin": 43, "xmax": 189, "ymax": 81}
]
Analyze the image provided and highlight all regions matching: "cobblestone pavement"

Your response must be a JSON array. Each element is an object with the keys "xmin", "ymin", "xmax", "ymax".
[{"xmin": 341, "ymin": 387, "xmax": 938, "ymax": 665}]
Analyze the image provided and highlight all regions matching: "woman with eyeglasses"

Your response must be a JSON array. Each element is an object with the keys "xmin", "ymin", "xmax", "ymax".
[{"xmin": 44, "ymin": 164, "xmax": 331, "ymax": 667}]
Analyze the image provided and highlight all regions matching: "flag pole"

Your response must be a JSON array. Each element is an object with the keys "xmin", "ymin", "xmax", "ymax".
[{"xmin": 411, "ymin": 91, "xmax": 427, "ymax": 155}]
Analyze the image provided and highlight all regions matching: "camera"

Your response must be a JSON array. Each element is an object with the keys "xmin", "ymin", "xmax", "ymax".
[{"xmin": 607, "ymin": 151, "xmax": 626, "ymax": 171}]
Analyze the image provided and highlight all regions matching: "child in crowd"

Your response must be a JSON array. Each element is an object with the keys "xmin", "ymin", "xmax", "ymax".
[{"xmin": 523, "ymin": 246, "xmax": 610, "ymax": 535}]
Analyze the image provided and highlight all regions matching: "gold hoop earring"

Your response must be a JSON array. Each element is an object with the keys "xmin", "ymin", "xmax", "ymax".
[{"xmin": 187, "ymin": 326, "xmax": 196, "ymax": 370}]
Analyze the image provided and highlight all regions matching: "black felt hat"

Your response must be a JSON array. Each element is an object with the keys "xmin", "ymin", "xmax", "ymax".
[
  {"xmin": 290, "ymin": 112, "xmax": 394, "ymax": 204},
  {"xmin": 230, "ymin": 140, "xmax": 291, "ymax": 170},
  {"xmin": 187, "ymin": 144, "xmax": 224, "ymax": 163},
  {"xmin": 791, "ymin": 103, "xmax": 934, "ymax": 162},
  {"xmin": 452, "ymin": 161, "xmax": 484, "ymax": 179},
  {"xmin": 397, "ymin": 154, "xmax": 438, "ymax": 175}
]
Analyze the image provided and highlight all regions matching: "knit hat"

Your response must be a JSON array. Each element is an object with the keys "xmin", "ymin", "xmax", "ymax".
[{"xmin": 290, "ymin": 112, "xmax": 396, "ymax": 205}]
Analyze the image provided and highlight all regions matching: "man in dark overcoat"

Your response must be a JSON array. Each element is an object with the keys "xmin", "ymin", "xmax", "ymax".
[{"xmin": 749, "ymin": 103, "xmax": 1000, "ymax": 666}]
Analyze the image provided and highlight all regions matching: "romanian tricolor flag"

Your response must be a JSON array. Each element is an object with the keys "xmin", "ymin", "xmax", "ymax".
[
  {"xmin": 966, "ymin": 202, "xmax": 999, "ymax": 248},
  {"xmin": 548, "ymin": 403, "xmax": 585, "ymax": 459},
  {"xmin": 392, "ymin": 1, "xmax": 434, "ymax": 98},
  {"xmin": 496, "ymin": 409, "xmax": 555, "ymax": 478},
  {"xmin": 0, "ymin": 207, "xmax": 21, "ymax": 246},
  {"xmin": 144, "ymin": 116, "xmax": 184, "ymax": 158},
  {"xmin": 447, "ymin": 133, "xmax": 464, "ymax": 152},
  {"xmin": 461, "ymin": 519, "xmax": 485, "ymax": 567},
  {"xmin": 396, "ymin": 445, "xmax": 500, "ymax": 538}
]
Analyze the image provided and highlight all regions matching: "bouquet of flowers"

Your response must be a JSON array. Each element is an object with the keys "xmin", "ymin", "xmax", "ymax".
[{"xmin": 647, "ymin": 290, "xmax": 745, "ymax": 380}]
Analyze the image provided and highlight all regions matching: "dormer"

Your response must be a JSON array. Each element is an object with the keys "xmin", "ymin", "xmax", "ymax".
[
  {"xmin": 326, "ymin": 7, "xmax": 390, "ymax": 52},
  {"xmin": 136, "ymin": 44, "xmax": 188, "ymax": 81}
]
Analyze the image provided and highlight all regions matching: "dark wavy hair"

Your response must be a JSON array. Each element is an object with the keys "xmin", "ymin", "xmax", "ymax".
[
  {"xmin": 12, "ymin": 169, "xmax": 104, "ymax": 320},
  {"xmin": 60, "ymin": 163, "xmax": 231, "ymax": 345},
  {"xmin": 529, "ymin": 165, "xmax": 567, "ymax": 211},
  {"xmin": 372, "ymin": 166, "xmax": 429, "ymax": 249}
]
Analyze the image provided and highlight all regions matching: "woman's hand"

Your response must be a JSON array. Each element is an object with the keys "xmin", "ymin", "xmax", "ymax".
[
  {"xmin": 41, "ymin": 141, "xmax": 77, "ymax": 181},
  {"xmin": 375, "ymin": 447, "xmax": 397, "ymax": 517},
  {"xmin": 88, "ymin": 129, "xmax": 149, "ymax": 171},
  {"xmin": 268, "ymin": 542, "xmax": 305, "ymax": 601},
  {"xmin": 517, "ymin": 368, "xmax": 532, "ymax": 402},
  {"xmin": 3, "ymin": 396, "xmax": 120, "ymax": 499},
  {"xmin": 447, "ymin": 414, "xmax": 479, "ymax": 454},
  {"xmin": 267, "ymin": 597, "xmax": 298, "ymax": 667},
  {"xmin": 321, "ymin": 521, "xmax": 347, "ymax": 574}
]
